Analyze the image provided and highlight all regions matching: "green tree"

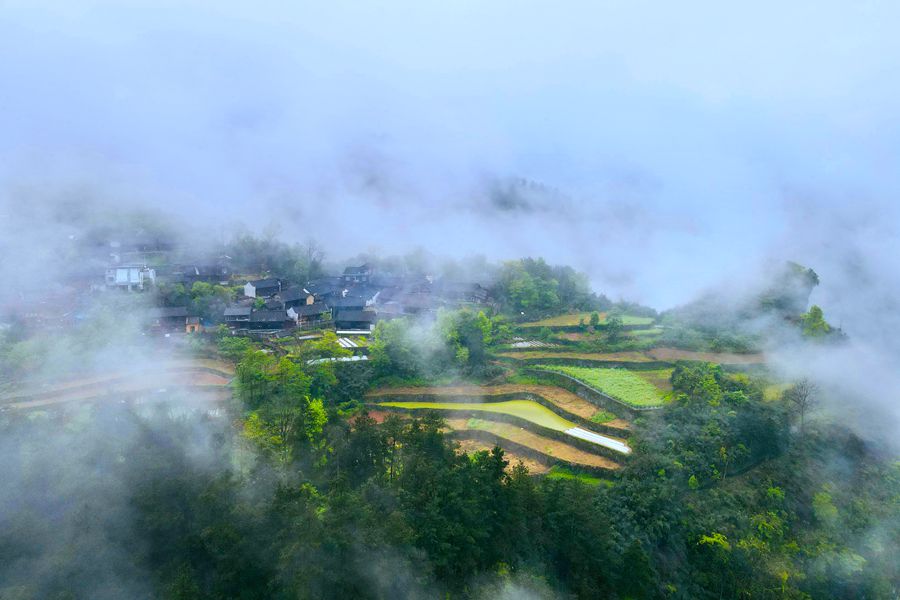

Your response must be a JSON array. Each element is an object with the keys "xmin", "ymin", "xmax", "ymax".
[
  {"xmin": 801, "ymin": 305, "xmax": 831, "ymax": 337},
  {"xmin": 605, "ymin": 313, "xmax": 624, "ymax": 343}
]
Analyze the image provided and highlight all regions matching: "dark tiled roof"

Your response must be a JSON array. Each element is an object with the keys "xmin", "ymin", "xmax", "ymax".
[
  {"xmin": 304, "ymin": 278, "xmax": 343, "ymax": 295},
  {"xmin": 329, "ymin": 297, "xmax": 366, "ymax": 309},
  {"xmin": 343, "ymin": 285, "xmax": 379, "ymax": 300},
  {"xmin": 334, "ymin": 310, "xmax": 377, "ymax": 323},
  {"xmin": 343, "ymin": 264, "xmax": 371, "ymax": 275},
  {"xmin": 293, "ymin": 302, "xmax": 330, "ymax": 317},
  {"xmin": 249, "ymin": 278, "xmax": 280, "ymax": 288},
  {"xmin": 224, "ymin": 306, "xmax": 252, "ymax": 317},
  {"xmin": 281, "ymin": 287, "xmax": 308, "ymax": 303},
  {"xmin": 250, "ymin": 310, "xmax": 289, "ymax": 323},
  {"xmin": 150, "ymin": 306, "xmax": 188, "ymax": 318}
]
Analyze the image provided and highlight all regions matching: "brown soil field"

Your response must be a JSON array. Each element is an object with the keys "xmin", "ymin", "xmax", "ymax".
[
  {"xmin": 633, "ymin": 369, "xmax": 675, "ymax": 392},
  {"xmin": 444, "ymin": 418, "xmax": 620, "ymax": 470},
  {"xmin": 455, "ymin": 438, "xmax": 550, "ymax": 474},
  {"xmin": 367, "ymin": 383, "xmax": 631, "ymax": 431},
  {"xmin": 647, "ymin": 347, "xmax": 765, "ymax": 364},
  {"xmin": 497, "ymin": 350, "xmax": 654, "ymax": 362}
]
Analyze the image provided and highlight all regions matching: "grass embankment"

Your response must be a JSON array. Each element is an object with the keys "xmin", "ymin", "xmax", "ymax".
[
  {"xmin": 537, "ymin": 365, "xmax": 670, "ymax": 407},
  {"xmin": 444, "ymin": 418, "xmax": 621, "ymax": 470},
  {"xmin": 520, "ymin": 313, "xmax": 654, "ymax": 328},
  {"xmin": 367, "ymin": 383, "xmax": 630, "ymax": 431}
]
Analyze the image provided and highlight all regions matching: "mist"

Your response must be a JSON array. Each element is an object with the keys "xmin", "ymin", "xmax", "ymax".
[
  {"xmin": 1, "ymin": 2, "xmax": 899, "ymax": 597},
  {"xmin": 2, "ymin": 1, "xmax": 899, "ymax": 304}
]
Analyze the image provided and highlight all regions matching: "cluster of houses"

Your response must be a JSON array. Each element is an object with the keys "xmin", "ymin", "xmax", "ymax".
[
  {"xmin": 223, "ymin": 264, "xmax": 489, "ymax": 336},
  {"xmin": 110, "ymin": 257, "xmax": 490, "ymax": 337}
]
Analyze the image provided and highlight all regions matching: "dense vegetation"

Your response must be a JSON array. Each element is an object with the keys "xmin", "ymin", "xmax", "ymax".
[
  {"xmin": 3, "ymin": 350, "xmax": 896, "ymax": 599},
  {"xmin": 1, "ymin": 247, "xmax": 897, "ymax": 599}
]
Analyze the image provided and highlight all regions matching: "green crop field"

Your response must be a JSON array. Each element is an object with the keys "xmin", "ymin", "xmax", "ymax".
[
  {"xmin": 538, "ymin": 365, "xmax": 667, "ymax": 407},
  {"xmin": 520, "ymin": 312, "xmax": 655, "ymax": 328},
  {"xmin": 377, "ymin": 399, "xmax": 577, "ymax": 431},
  {"xmin": 590, "ymin": 410, "xmax": 618, "ymax": 424},
  {"xmin": 545, "ymin": 465, "xmax": 611, "ymax": 487}
]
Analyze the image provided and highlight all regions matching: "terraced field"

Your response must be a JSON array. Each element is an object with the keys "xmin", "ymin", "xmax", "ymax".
[
  {"xmin": 537, "ymin": 365, "xmax": 668, "ymax": 407},
  {"xmin": 646, "ymin": 347, "xmax": 765, "ymax": 364},
  {"xmin": 368, "ymin": 383, "xmax": 630, "ymax": 431},
  {"xmin": 455, "ymin": 438, "xmax": 550, "ymax": 474},
  {"xmin": 445, "ymin": 418, "xmax": 621, "ymax": 470},
  {"xmin": 497, "ymin": 350, "xmax": 655, "ymax": 363},
  {"xmin": 520, "ymin": 312, "xmax": 655, "ymax": 328},
  {"xmin": 0, "ymin": 358, "xmax": 234, "ymax": 410},
  {"xmin": 375, "ymin": 399, "xmax": 631, "ymax": 454},
  {"xmin": 377, "ymin": 399, "xmax": 574, "ymax": 429}
]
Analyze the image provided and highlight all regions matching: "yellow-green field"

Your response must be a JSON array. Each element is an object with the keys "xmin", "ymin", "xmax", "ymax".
[
  {"xmin": 520, "ymin": 312, "xmax": 655, "ymax": 328},
  {"xmin": 377, "ymin": 399, "xmax": 576, "ymax": 431}
]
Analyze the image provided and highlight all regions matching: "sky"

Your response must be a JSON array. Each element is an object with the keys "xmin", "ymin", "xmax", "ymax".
[{"xmin": 1, "ymin": 0, "xmax": 899, "ymax": 313}]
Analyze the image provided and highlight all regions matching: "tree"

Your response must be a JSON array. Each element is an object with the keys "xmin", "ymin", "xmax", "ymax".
[
  {"xmin": 784, "ymin": 378, "xmax": 818, "ymax": 433},
  {"xmin": 605, "ymin": 314, "xmax": 623, "ymax": 343},
  {"xmin": 589, "ymin": 312, "xmax": 600, "ymax": 328},
  {"xmin": 801, "ymin": 305, "xmax": 831, "ymax": 337}
]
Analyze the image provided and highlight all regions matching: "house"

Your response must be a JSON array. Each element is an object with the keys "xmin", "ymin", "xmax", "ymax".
[
  {"xmin": 181, "ymin": 264, "xmax": 231, "ymax": 286},
  {"xmin": 185, "ymin": 316, "xmax": 201, "ymax": 333},
  {"xmin": 106, "ymin": 264, "xmax": 156, "ymax": 291},
  {"xmin": 334, "ymin": 309, "xmax": 377, "ymax": 332},
  {"xmin": 303, "ymin": 278, "xmax": 344, "ymax": 304},
  {"xmin": 343, "ymin": 285, "xmax": 381, "ymax": 306},
  {"xmin": 435, "ymin": 281, "xmax": 489, "ymax": 304},
  {"xmin": 287, "ymin": 302, "xmax": 331, "ymax": 325},
  {"xmin": 342, "ymin": 263, "xmax": 373, "ymax": 285},
  {"xmin": 148, "ymin": 306, "xmax": 188, "ymax": 331},
  {"xmin": 247, "ymin": 309, "xmax": 292, "ymax": 331},
  {"xmin": 243, "ymin": 278, "xmax": 281, "ymax": 298},
  {"xmin": 329, "ymin": 296, "xmax": 367, "ymax": 312},
  {"xmin": 224, "ymin": 306, "xmax": 252, "ymax": 324},
  {"xmin": 281, "ymin": 287, "xmax": 315, "ymax": 308}
]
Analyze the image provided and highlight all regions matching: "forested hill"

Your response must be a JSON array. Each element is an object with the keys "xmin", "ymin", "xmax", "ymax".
[{"xmin": 0, "ymin": 255, "xmax": 896, "ymax": 600}]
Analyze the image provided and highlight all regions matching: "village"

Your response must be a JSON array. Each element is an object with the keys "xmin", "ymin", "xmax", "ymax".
[{"xmin": 102, "ymin": 243, "xmax": 490, "ymax": 338}]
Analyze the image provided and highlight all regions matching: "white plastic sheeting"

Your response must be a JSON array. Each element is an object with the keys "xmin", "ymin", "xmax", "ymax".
[{"xmin": 565, "ymin": 427, "xmax": 631, "ymax": 454}]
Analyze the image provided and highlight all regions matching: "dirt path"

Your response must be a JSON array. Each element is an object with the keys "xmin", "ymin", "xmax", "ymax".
[{"xmin": 368, "ymin": 383, "xmax": 631, "ymax": 431}]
